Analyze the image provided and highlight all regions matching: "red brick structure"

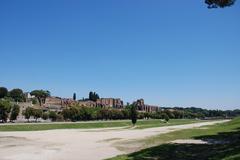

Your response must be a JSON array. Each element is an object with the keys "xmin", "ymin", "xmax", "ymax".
[
  {"xmin": 133, "ymin": 99, "xmax": 160, "ymax": 112},
  {"xmin": 44, "ymin": 97, "xmax": 158, "ymax": 113},
  {"xmin": 44, "ymin": 97, "xmax": 77, "ymax": 111},
  {"xmin": 96, "ymin": 98, "xmax": 123, "ymax": 108},
  {"xmin": 78, "ymin": 100, "xmax": 97, "ymax": 107}
]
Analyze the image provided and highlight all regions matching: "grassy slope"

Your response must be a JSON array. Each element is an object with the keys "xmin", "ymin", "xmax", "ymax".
[
  {"xmin": 108, "ymin": 117, "xmax": 240, "ymax": 160},
  {"xmin": 0, "ymin": 119, "xmax": 199, "ymax": 131}
]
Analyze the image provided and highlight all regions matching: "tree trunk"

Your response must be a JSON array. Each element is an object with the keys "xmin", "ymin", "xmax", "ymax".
[{"xmin": 38, "ymin": 97, "xmax": 42, "ymax": 106}]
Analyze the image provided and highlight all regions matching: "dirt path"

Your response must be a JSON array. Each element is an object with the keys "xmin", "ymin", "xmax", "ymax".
[{"xmin": 0, "ymin": 120, "xmax": 229, "ymax": 160}]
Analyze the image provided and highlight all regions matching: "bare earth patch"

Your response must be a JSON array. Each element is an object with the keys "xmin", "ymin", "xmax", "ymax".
[{"xmin": 0, "ymin": 120, "xmax": 229, "ymax": 160}]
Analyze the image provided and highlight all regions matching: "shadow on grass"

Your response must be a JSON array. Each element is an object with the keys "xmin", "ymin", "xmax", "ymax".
[{"xmin": 126, "ymin": 129, "xmax": 240, "ymax": 160}]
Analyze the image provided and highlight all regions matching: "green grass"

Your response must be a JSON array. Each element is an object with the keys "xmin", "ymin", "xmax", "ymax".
[
  {"xmin": 0, "ymin": 119, "xmax": 200, "ymax": 131},
  {"xmin": 108, "ymin": 117, "xmax": 240, "ymax": 160}
]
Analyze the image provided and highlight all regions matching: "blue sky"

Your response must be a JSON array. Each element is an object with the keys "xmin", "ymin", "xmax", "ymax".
[{"xmin": 0, "ymin": 0, "xmax": 239, "ymax": 110}]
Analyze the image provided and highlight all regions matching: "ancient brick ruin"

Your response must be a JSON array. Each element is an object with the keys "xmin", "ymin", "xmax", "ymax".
[
  {"xmin": 133, "ymin": 99, "xmax": 160, "ymax": 112},
  {"xmin": 41, "ymin": 97, "xmax": 159, "ymax": 113}
]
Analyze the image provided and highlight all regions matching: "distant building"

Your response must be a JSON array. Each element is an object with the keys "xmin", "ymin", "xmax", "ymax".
[
  {"xmin": 78, "ymin": 100, "xmax": 96, "ymax": 107},
  {"xmin": 24, "ymin": 92, "xmax": 35, "ymax": 102},
  {"xmin": 133, "ymin": 99, "xmax": 160, "ymax": 112},
  {"xmin": 62, "ymin": 98, "xmax": 77, "ymax": 106},
  {"xmin": 96, "ymin": 98, "xmax": 124, "ymax": 108},
  {"xmin": 24, "ymin": 92, "xmax": 35, "ymax": 99},
  {"xmin": 44, "ymin": 97, "xmax": 62, "ymax": 107},
  {"xmin": 44, "ymin": 96, "xmax": 63, "ymax": 112}
]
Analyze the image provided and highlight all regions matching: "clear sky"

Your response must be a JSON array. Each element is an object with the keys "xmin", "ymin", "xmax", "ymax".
[{"xmin": 0, "ymin": 0, "xmax": 239, "ymax": 110}]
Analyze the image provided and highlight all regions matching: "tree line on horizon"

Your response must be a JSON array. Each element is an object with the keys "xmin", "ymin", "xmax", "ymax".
[
  {"xmin": 20, "ymin": 104, "xmax": 240, "ymax": 123},
  {"xmin": 1, "ymin": 86, "xmax": 240, "ymax": 123}
]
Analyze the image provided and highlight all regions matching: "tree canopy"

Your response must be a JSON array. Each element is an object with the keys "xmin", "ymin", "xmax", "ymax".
[
  {"xmin": 73, "ymin": 93, "xmax": 76, "ymax": 101},
  {"xmin": 30, "ymin": 90, "xmax": 50, "ymax": 106},
  {"xmin": 205, "ymin": 0, "xmax": 236, "ymax": 8},
  {"xmin": 10, "ymin": 104, "xmax": 20, "ymax": 121},
  {"xmin": 89, "ymin": 91, "xmax": 100, "ymax": 102},
  {"xmin": 23, "ymin": 107, "xmax": 43, "ymax": 122},
  {"xmin": 0, "ymin": 99, "xmax": 12, "ymax": 122},
  {"xmin": 49, "ymin": 111, "xmax": 57, "ymax": 121},
  {"xmin": 9, "ymin": 88, "xmax": 25, "ymax": 102},
  {"xmin": 23, "ymin": 107, "xmax": 34, "ymax": 121},
  {"xmin": 0, "ymin": 87, "xmax": 8, "ymax": 99}
]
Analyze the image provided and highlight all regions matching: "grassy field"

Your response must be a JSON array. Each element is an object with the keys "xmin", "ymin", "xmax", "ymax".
[
  {"xmin": 0, "ymin": 119, "xmax": 200, "ymax": 131},
  {"xmin": 108, "ymin": 117, "xmax": 240, "ymax": 160}
]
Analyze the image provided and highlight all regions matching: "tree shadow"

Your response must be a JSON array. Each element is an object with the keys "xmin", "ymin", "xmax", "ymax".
[{"xmin": 127, "ymin": 129, "xmax": 240, "ymax": 160}]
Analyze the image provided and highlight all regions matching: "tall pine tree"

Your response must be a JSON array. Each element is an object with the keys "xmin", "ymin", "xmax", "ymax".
[{"xmin": 73, "ymin": 93, "xmax": 76, "ymax": 101}]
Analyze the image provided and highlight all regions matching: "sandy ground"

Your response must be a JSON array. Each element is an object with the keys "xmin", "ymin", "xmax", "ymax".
[{"xmin": 0, "ymin": 120, "xmax": 228, "ymax": 160}]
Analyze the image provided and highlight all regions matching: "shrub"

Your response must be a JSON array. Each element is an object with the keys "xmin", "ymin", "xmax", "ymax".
[
  {"xmin": 42, "ymin": 112, "xmax": 49, "ymax": 120},
  {"xmin": 0, "ymin": 99, "xmax": 11, "ymax": 122},
  {"xmin": 10, "ymin": 104, "xmax": 20, "ymax": 122},
  {"xmin": 49, "ymin": 111, "xmax": 57, "ymax": 122}
]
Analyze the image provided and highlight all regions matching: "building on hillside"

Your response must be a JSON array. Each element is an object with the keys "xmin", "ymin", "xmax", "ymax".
[
  {"xmin": 25, "ymin": 92, "xmax": 35, "ymax": 99},
  {"xmin": 43, "ymin": 97, "xmax": 78, "ymax": 112},
  {"xmin": 62, "ymin": 98, "xmax": 77, "ymax": 106},
  {"xmin": 133, "ymin": 99, "xmax": 160, "ymax": 112},
  {"xmin": 78, "ymin": 100, "xmax": 97, "ymax": 107},
  {"xmin": 96, "ymin": 98, "xmax": 124, "ymax": 108},
  {"xmin": 24, "ymin": 92, "xmax": 35, "ymax": 102},
  {"xmin": 44, "ymin": 97, "xmax": 62, "ymax": 107},
  {"xmin": 44, "ymin": 97, "xmax": 64, "ymax": 112},
  {"xmin": 44, "ymin": 96, "xmax": 124, "ymax": 110}
]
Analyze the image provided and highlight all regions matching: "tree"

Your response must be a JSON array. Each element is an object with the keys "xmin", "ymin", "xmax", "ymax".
[
  {"xmin": 49, "ymin": 111, "xmax": 57, "ymax": 121},
  {"xmin": 144, "ymin": 112, "xmax": 150, "ymax": 119},
  {"xmin": 42, "ymin": 112, "xmax": 49, "ymax": 120},
  {"xmin": 9, "ymin": 88, "xmax": 25, "ymax": 102},
  {"xmin": 0, "ymin": 99, "xmax": 11, "ymax": 122},
  {"xmin": 122, "ymin": 109, "xmax": 130, "ymax": 119},
  {"xmin": 32, "ymin": 98, "xmax": 37, "ymax": 104},
  {"xmin": 165, "ymin": 110, "xmax": 175, "ymax": 119},
  {"xmin": 205, "ymin": 0, "xmax": 236, "ymax": 8},
  {"xmin": 130, "ymin": 105, "xmax": 137, "ymax": 126},
  {"xmin": 98, "ymin": 108, "xmax": 109, "ymax": 120},
  {"xmin": 89, "ymin": 91, "xmax": 93, "ymax": 100},
  {"xmin": 163, "ymin": 113, "xmax": 170, "ymax": 122},
  {"xmin": 73, "ymin": 93, "xmax": 76, "ymax": 101},
  {"xmin": 94, "ymin": 92, "xmax": 100, "ymax": 101},
  {"xmin": 89, "ymin": 91, "xmax": 100, "ymax": 102},
  {"xmin": 70, "ymin": 107, "xmax": 80, "ymax": 121},
  {"xmin": 33, "ymin": 109, "xmax": 43, "ymax": 122},
  {"xmin": 30, "ymin": 90, "xmax": 50, "ymax": 106},
  {"xmin": 78, "ymin": 107, "xmax": 95, "ymax": 120},
  {"xmin": 23, "ymin": 107, "xmax": 34, "ymax": 122},
  {"xmin": 62, "ymin": 108, "xmax": 71, "ymax": 121},
  {"xmin": 62, "ymin": 107, "xmax": 80, "ymax": 121},
  {"xmin": 10, "ymin": 104, "xmax": 20, "ymax": 122},
  {"xmin": 0, "ymin": 87, "xmax": 8, "ymax": 99},
  {"xmin": 56, "ymin": 114, "xmax": 64, "ymax": 121}
]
